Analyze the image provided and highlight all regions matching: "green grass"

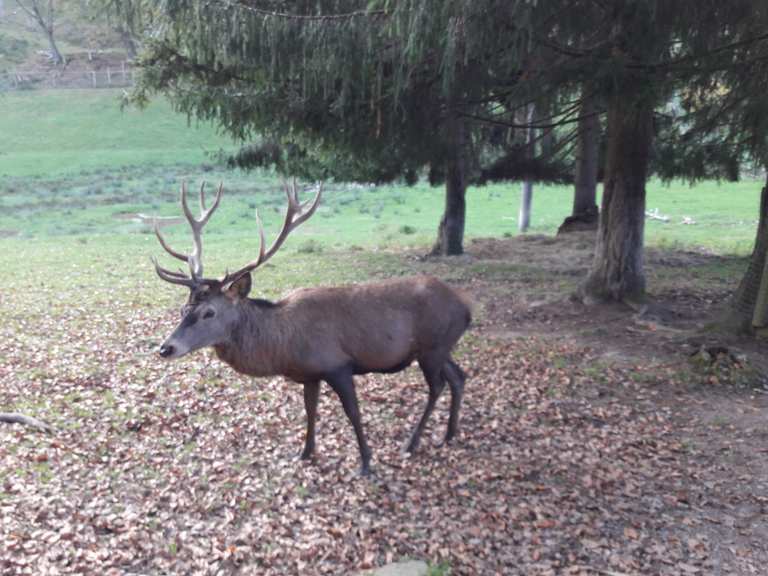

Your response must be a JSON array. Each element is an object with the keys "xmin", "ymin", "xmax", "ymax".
[
  {"xmin": 0, "ymin": 90, "xmax": 236, "ymax": 176},
  {"xmin": 0, "ymin": 89, "xmax": 763, "ymax": 256},
  {"xmin": 0, "ymin": 163, "xmax": 760, "ymax": 255}
]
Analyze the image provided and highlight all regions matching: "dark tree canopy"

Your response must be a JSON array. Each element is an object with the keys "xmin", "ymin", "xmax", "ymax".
[{"xmin": 113, "ymin": 1, "xmax": 768, "ymax": 271}]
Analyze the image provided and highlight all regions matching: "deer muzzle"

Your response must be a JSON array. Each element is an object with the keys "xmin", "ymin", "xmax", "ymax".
[{"xmin": 158, "ymin": 343, "xmax": 176, "ymax": 358}]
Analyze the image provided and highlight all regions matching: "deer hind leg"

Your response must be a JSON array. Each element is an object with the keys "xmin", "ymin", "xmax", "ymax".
[
  {"xmin": 405, "ymin": 355, "xmax": 448, "ymax": 454},
  {"xmin": 300, "ymin": 381, "xmax": 320, "ymax": 460},
  {"xmin": 325, "ymin": 369, "xmax": 373, "ymax": 476},
  {"xmin": 442, "ymin": 358, "xmax": 466, "ymax": 444}
]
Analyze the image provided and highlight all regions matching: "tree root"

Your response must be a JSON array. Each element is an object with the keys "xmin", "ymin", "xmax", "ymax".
[{"xmin": 0, "ymin": 412, "xmax": 54, "ymax": 433}]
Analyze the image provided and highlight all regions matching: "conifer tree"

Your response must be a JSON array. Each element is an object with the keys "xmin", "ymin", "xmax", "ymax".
[
  {"xmin": 110, "ymin": 1, "xmax": 539, "ymax": 254},
  {"xmin": 111, "ymin": 0, "xmax": 768, "ymax": 295}
]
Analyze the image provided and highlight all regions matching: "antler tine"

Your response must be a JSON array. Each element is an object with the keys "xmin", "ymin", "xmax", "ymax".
[
  {"xmin": 179, "ymin": 181, "xmax": 225, "ymax": 279},
  {"xmin": 152, "ymin": 257, "xmax": 196, "ymax": 288},
  {"xmin": 223, "ymin": 181, "xmax": 323, "ymax": 284},
  {"xmin": 262, "ymin": 179, "xmax": 323, "ymax": 262},
  {"xmin": 154, "ymin": 221, "xmax": 188, "ymax": 263},
  {"xmin": 152, "ymin": 180, "xmax": 225, "ymax": 285},
  {"xmin": 254, "ymin": 209, "xmax": 267, "ymax": 266}
]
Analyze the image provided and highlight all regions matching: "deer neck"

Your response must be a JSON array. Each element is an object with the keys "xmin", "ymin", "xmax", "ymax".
[{"xmin": 213, "ymin": 299, "xmax": 295, "ymax": 378}]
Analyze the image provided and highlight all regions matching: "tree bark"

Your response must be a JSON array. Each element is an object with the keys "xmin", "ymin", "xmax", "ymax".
[
  {"xmin": 558, "ymin": 92, "xmax": 600, "ymax": 234},
  {"xmin": 518, "ymin": 103, "xmax": 535, "ymax": 233},
  {"xmin": 572, "ymin": 93, "xmax": 599, "ymax": 217},
  {"xmin": 432, "ymin": 116, "xmax": 467, "ymax": 256},
  {"xmin": 732, "ymin": 173, "xmax": 768, "ymax": 332},
  {"xmin": 44, "ymin": 25, "xmax": 65, "ymax": 66},
  {"xmin": 581, "ymin": 93, "xmax": 653, "ymax": 303},
  {"xmin": 519, "ymin": 180, "xmax": 533, "ymax": 233}
]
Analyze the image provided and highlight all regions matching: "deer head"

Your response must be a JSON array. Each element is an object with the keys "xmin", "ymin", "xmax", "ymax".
[{"xmin": 153, "ymin": 179, "xmax": 323, "ymax": 359}]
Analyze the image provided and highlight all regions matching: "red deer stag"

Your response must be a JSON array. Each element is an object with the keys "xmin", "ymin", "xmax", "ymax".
[{"xmin": 152, "ymin": 180, "xmax": 471, "ymax": 475}]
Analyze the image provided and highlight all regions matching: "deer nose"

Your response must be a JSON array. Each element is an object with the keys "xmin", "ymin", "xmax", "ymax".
[{"xmin": 158, "ymin": 344, "xmax": 175, "ymax": 358}]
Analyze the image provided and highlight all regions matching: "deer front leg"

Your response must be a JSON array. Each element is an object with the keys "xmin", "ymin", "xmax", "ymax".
[
  {"xmin": 301, "ymin": 381, "xmax": 320, "ymax": 460},
  {"xmin": 325, "ymin": 369, "xmax": 372, "ymax": 476}
]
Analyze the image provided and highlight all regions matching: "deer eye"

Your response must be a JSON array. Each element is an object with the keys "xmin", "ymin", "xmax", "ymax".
[{"xmin": 202, "ymin": 309, "xmax": 215, "ymax": 320}]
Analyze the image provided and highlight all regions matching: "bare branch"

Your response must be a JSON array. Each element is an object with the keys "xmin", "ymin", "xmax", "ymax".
[{"xmin": 0, "ymin": 412, "xmax": 53, "ymax": 433}]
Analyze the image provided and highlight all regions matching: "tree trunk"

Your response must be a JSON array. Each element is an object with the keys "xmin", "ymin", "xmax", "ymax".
[
  {"xmin": 572, "ymin": 94, "xmax": 599, "ymax": 217},
  {"xmin": 558, "ymin": 92, "xmax": 600, "ymax": 234},
  {"xmin": 581, "ymin": 94, "xmax": 653, "ymax": 303},
  {"xmin": 518, "ymin": 103, "xmax": 535, "ymax": 233},
  {"xmin": 519, "ymin": 180, "xmax": 533, "ymax": 233},
  {"xmin": 17, "ymin": 1, "xmax": 66, "ymax": 65},
  {"xmin": 539, "ymin": 98, "xmax": 555, "ymax": 159},
  {"xmin": 44, "ymin": 25, "xmax": 65, "ymax": 66},
  {"xmin": 431, "ymin": 116, "xmax": 467, "ymax": 256},
  {"xmin": 117, "ymin": 25, "xmax": 139, "ymax": 59},
  {"xmin": 732, "ymin": 174, "xmax": 768, "ymax": 332}
]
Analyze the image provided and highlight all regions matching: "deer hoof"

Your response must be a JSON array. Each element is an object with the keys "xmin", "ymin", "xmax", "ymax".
[
  {"xmin": 402, "ymin": 438, "xmax": 419, "ymax": 454},
  {"xmin": 298, "ymin": 448, "xmax": 315, "ymax": 461}
]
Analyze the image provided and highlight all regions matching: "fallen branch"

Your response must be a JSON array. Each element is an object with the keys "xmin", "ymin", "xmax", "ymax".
[
  {"xmin": 645, "ymin": 208, "xmax": 670, "ymax": 222},
  {"xmin": 0, "ymin": 412, "xmax": 54, "ymax": 433}
]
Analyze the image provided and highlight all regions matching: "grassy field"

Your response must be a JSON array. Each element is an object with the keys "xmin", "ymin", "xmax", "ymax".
[
  {"xmin": 0, "ymin": 89, "xmax": 762, "ymax": 257},
  {"xmin": 0, "ymin": 90, "xmax": 235, "ymax": 176}
]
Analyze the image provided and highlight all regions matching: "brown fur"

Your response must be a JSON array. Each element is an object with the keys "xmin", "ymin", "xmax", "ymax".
[{"xmin": 213, "ymin": 275, "xmax": 471, "ymax": 383}]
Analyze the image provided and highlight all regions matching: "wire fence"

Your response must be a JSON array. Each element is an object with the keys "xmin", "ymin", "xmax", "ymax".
[{"xmin": 3, "ymin": 61, "xmax": 136, "ymax": 91}]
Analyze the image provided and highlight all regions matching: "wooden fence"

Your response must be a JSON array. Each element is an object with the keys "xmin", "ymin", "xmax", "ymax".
[{"xmin": 4, "ymin": 61, "xmax": 136, "ymax": 90}]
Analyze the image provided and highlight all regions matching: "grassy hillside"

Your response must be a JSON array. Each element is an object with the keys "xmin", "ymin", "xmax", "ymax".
[
  {"xmin": 0, "ymin": 3, "xmax": 126, "ymax": 71},
  {"xmin": 0, "ymin": 89, "xmax": 237, "ymax": 176}
]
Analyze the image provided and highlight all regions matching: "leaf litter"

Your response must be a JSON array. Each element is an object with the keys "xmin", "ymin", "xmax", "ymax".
[{"xmin": 1, "ymin": 238, "xmax": 767, "ymax": 575}]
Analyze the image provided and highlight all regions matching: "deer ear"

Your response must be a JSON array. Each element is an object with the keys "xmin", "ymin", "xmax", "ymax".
[{"xmin": 225, "ymin": 273, "xmax": 252, "ymax": 300}]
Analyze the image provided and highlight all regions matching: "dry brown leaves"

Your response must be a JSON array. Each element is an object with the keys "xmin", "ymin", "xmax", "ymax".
[{"xmin": 0, "ymin": 290, "xmax": 755, "ymax": 575}]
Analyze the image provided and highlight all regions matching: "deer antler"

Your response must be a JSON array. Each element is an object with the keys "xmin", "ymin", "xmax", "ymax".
[
  {"xmin": 223, "ymin": 179, "xmax": 323, "ymax": 285},
  {"xmin": 153, "ymin": 181, "xmax": 223, "ymax": 285}
]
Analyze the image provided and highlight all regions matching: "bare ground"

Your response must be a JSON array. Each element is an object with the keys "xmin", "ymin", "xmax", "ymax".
[{"xmin": 1, "ymin": 233, "xmax": 767, "ymax": 575}]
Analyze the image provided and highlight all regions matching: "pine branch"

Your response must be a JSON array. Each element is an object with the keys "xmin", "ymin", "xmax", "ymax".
[
  {"xmin": 459, "ymin": 109, "xmax": 601, "ymax": 131},
  {"xmin": 626, "ymin": 32, "xmax": 768, "ymax": 72},
  {"xmin": 205, "ymin": 0, "xmax": 388, "ymax": 21}
]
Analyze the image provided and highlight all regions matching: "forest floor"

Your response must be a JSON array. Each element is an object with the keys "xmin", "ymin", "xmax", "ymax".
[
  {"xmin": 430, "ymin": 233, "xmax": 768, "ymax": 575},
  {"xmin": 1, "ymin": 232, "xmax": 767, "ymax": 575}
]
